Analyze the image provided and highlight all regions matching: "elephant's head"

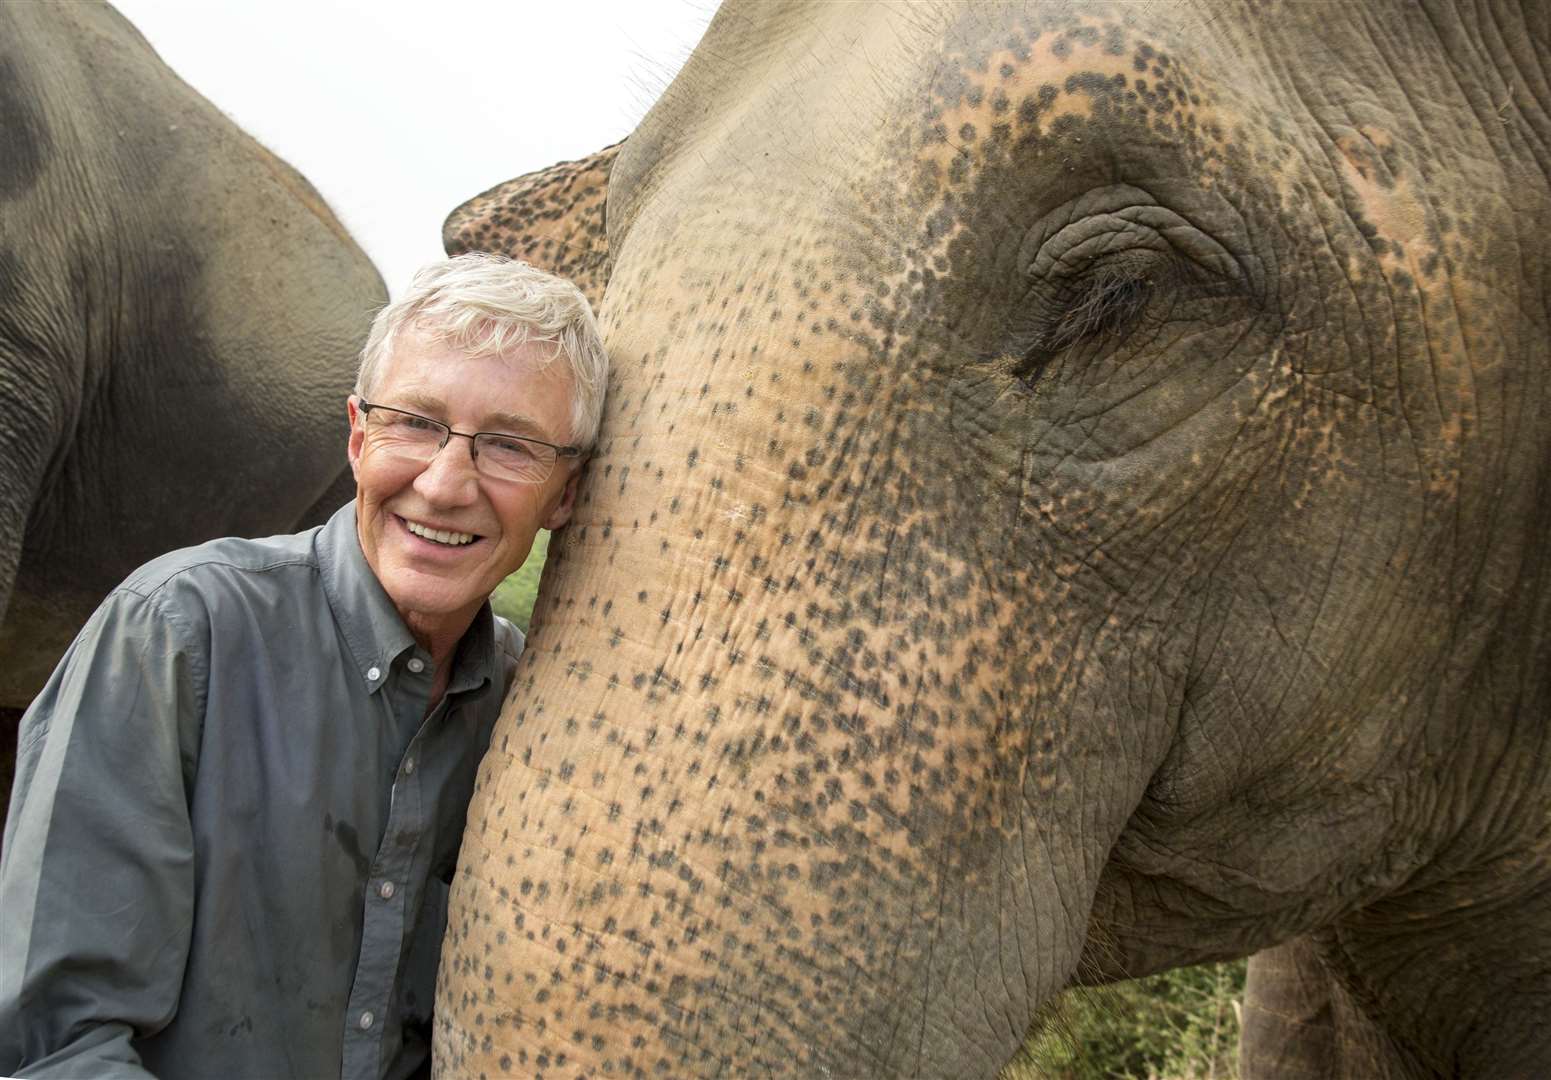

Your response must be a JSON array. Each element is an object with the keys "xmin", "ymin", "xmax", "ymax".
[{"xmin": 436, "ymin": 2, "xmax": 1551, "ymax": 1076}]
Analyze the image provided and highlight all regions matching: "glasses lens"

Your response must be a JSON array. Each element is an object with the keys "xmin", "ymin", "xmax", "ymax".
[
  {"xmin": 367, "ymin": 407, "xmax": 444, "ymax": 460},
  {"xmin": 474, "ymin": 433, "xmax": 556, "ymax": 483}
]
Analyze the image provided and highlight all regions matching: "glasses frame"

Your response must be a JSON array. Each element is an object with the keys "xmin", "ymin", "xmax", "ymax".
[{"xmin": 357, "ymin": 399, "xmax": 583, "ymax": 483}]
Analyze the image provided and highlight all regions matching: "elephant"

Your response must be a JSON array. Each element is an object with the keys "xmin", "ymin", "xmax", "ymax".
[
  {"xmin": 434, "ymin": 1, "xmax": 1550, "ymax": 1076},
  {"xmin": 0, "ymin": 1, "xmax": 385, "ymax": 739}
]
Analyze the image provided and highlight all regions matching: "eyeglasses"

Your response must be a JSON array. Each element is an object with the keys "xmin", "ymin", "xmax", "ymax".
[{"xmin": 357, "ymin": 401, "xmax": 582, "ymax": 485}]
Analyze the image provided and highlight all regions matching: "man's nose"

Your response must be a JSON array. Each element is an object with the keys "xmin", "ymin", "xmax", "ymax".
[{"xmin": 413, "ymin": 433, "xmax": 481, "ymax": 502}]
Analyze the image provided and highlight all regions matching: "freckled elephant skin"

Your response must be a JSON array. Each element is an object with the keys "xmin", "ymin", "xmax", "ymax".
[
  {"xmin": 437, "ymin": 2, "xmax": 1551, "ymax": 1077},
  {"xmin": 0, "ymin": 2, "xmax": 385, "ymax": 712},
  {"xmin": 444, "ymin": 146, "xmax": 616, "ymax": 312}
]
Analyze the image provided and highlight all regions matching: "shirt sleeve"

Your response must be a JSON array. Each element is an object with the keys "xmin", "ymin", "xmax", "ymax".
[{"xmin": 0, "ymin": 586, "xmax": 206, "ymax": 1079}]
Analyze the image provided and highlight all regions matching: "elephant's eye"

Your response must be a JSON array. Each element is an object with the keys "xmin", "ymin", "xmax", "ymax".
[{"xmin": 1003, "ymin": 193, "xmax": 1250, "ymax": 388}]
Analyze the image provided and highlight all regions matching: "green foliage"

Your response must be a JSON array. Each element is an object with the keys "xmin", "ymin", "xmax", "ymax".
[
  {"xmin": 1004, "ymin": 961, "xmax": 1246, "ymax": 1080},
  {"xmin": 490, "ymin": 530, "xmax": 550, "ymax": 632}
]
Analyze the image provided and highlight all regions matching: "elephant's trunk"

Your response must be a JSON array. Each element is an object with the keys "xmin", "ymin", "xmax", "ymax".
[{"xmin": 433, "ymin": 515, "xmax": 1113, "ymax": 1075}]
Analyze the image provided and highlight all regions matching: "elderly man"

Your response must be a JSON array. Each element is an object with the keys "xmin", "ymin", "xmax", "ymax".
[{"xmin": 0, "ymin": 254, "xmax": 607, "ymax": 1079}]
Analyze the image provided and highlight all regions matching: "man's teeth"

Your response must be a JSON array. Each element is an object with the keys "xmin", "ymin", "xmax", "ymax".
[{"xmin": 406, "ymin": 521, "xmax": 476, "ymax": 546}]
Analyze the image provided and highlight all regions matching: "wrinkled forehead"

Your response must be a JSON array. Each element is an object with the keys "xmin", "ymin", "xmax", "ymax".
[
  {"xmin": 376, "ymin": 326, "xmax": 575, "ymax": 428},
  {"xmin": 611, "ymin": 0, "xmax": 1513, "ymax": 286},
  {"xmin": 612, "ymin": 2, "xmax": 1213, "ymax": 205},
  {"xmin": 625, "ymin": 0, "xmax": 1379, "ymax": 128},
  {"xmin": 614, "ymin": 8, "xmax": 1247, "ymax": 271}
]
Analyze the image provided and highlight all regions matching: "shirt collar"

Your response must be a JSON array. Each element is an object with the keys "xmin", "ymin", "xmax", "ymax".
[
  {"xmin": 314, "ymin": 502, "xmax": 498, "ymax": 697},
  {"xmin": 446, "ymin": 595, "xmax": 499, "ymax": 698}
]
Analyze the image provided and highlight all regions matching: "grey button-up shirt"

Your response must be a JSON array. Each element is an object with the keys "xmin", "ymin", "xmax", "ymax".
[{"xmin": 0, "ymin": 503, "xmax": 522, "ymax": 1079}]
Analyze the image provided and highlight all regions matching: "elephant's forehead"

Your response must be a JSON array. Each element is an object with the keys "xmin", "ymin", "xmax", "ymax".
[{"xmin": 619, "ymin": 0, "xmax": 1502, "ymax": 258}]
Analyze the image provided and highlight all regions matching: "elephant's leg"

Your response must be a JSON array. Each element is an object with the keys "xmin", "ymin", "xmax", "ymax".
[
  {"xmin": 1241, "ymin": 940, "xmax": 1340, "ymax": 1079},
  {"xmin": 1242, "ymin": 936, "xmax": 1447, "ymax": 1080}
]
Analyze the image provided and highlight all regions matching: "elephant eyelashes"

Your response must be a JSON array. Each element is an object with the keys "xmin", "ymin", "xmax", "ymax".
[
  {"xmin": 1009, "ymin": 257, "xmax": 1167, "ymax": 383},
  {"xmin": 1040, "ymin": 267, "xmax": 1156, "ymax": 352}
]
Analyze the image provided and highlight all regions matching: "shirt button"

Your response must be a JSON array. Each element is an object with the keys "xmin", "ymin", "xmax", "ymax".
[
  {"xmin": 403, "ymin": 758, "xmax": 416, "ymax": 776},
  {"xmin": 378, "ymin": 880, "xmax": 396, "ymax": 900},
  {"xmin": 366, "ymin": 665, "xmax": 381, "ymax": 682},
  {"xmin": 407, "ymin": 657, "xmax": 425, "ymax": 673},
  {"xmin": 358, "ymin": 1010, "xmax": 375, "ymax": 1030}
]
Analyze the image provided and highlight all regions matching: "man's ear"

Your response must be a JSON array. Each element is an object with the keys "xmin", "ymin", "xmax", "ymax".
[
  {"xmin": 541, "ymin": 465, "xmax": 584, "ymax": 531},
  {"xmin": 346, "ymin": 396, "xmax": 365, "ymax": 481}
]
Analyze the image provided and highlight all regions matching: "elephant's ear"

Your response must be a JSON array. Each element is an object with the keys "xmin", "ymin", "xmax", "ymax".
[{"xmin": 443, "ymin": 142, "xmax": 618, "ymax": 310}]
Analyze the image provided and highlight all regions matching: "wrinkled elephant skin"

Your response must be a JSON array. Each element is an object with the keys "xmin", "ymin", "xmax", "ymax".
[
  {"xmin": 437, "ymin": 2, "xmax": 1550, "ymax": 1077},
  {"xmin": 0, "ymin": 3, "xmax": 385, "ymax": 714}
]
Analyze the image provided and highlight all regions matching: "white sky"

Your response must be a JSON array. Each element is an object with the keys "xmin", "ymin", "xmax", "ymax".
[{"xmin": 112, "ymin": 0, "xmax": 718, "ymax": 296}]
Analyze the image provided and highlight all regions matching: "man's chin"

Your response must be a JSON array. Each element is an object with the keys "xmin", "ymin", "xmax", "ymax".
[{"xmin": 380, "ymin": 569, "xmax": 491, "ymax": 625}]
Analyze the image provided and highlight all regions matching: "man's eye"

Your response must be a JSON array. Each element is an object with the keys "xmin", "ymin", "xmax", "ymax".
[{"xmin": 485, "ymin": 436, "xmax": 536, "ymax": 458}]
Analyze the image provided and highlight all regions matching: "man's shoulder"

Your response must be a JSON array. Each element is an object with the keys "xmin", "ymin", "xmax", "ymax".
[{"xmin": 116, "ymin": 526, "xmax": 323, "ymax": 605}]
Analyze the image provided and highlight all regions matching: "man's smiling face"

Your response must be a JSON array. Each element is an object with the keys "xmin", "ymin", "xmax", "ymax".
[{"xmin": 347, "ymin": 326, "xmax": 580, "ymax": 645}]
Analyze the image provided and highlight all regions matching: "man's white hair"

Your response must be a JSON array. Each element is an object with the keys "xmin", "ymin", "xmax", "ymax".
[{"xmin": 355, "ymin": 253, "xmax": 608, "ymax": 449}]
